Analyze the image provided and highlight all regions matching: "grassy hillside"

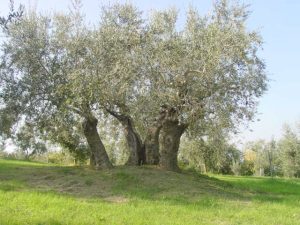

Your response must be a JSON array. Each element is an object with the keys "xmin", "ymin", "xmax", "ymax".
[{"xmin": 0, "ymin": 159, "xmax": 299, "ymax": 225}]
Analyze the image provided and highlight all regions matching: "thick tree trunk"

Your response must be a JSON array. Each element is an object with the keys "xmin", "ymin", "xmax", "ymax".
[
  {"xmin": 144, "ymin": 125, "xmax": 161, "ymax": 165},
  {"xmin": 82, "ymin": 116, "xmax": 112, "ymax": 169},
  {"xmin": 159, "ymin": 120, "xmax": 186, "ymax": 172}
]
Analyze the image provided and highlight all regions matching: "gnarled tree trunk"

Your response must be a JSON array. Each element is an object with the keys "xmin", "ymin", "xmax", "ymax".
[
  {"xmin": 158, "ymin": 106, "xmax": 187, "ymax": 171},
  {"xmin": 123, "ymin": 119, "xmax": 145, "ymax": 165},
  {"xmin": 144, "ymin": 125, "xmax": 161, "ymax": 165},
  {"xmin": 106, "ymin": 109, "xmax": 144, "ymax": 165},
  {"xmin": 159, "ymin": 120, "xmax": 186, "ymax": 171},
  {"xmin": 82, "ymin": 116, "xmax": 113, "ymax": 169}
]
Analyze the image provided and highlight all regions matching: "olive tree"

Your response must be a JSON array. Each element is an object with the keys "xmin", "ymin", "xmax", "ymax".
[
  {"xmin": 90, "ymin": 3, "xmax": 146, "ymax": 165},
  {"xmin": 0, "ymin": 0, "xmax": 267, "ymax": 171},
  {"xmin": 13, "ymin": 123, "xmax": 47, "ymax": 159},
  {"xmin": 140, "ymin": 1, "xmax": 267, "ymax": 171},
  {"xmin": 278, "ymin": 125, "xmax": 300, "ymax": 177},
  {"xmin": 0, "ymin": 3, "xmax": 113, "ymax": 168}
]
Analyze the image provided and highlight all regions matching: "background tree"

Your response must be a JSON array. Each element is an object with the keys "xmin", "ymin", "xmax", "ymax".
[
  {"xmin": 241, "ymin": 149, "xmax": 256, "ymax": 176},
  {"xmin": 242, "ymin": 138, "xmax": 281, "ymax": 177},
  {"xmin": 43, "ymin": 113, "xmax": 90, "ymax": 165},
  {"xmin": 179, "ymin": 131, "xmax": 241, "ymax": 174},
  {"xmin": 13, "ymin": 123, "xmax": 47, "ymax": 159},
  {"xmin": 278, "ymin": 125, "xmax": 300, "ymax": 177},
  {"xmin": 265, "ymin": 138, "xmax": 278, "ymax": 176},
  {"xmin": 245, "ymin": 140, "xmax": 268, "ymax": 176}
]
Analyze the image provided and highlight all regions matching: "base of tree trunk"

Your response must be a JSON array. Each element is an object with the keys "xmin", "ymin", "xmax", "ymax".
[
  {"xmin": 145, "ymin": 126, "xmax": 161, "ymax": 165},
  {"xmin": 124, "ymin": 126, "xmax": 145, "ymax": 166},
  {"xmin": 159, "ymin": 120, "xmax": 186, "ymax": 172},
  {"xmin": 106, "ymin": 109, "xmax": 145, "ymax": 166},
  {"xmin": 82, "ymin": 116, "xmax": 113, "ymax": 169}
]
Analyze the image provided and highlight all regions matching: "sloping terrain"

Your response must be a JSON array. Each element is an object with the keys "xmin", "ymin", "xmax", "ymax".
[{"xmin": 0, "ymin": 159, "xmax": 299, "ymax": 225}]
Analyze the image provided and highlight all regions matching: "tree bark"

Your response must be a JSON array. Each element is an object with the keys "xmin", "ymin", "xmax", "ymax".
[
  {"xmin": 159, "ymin": 120, "xmax": 186, "ymax": 172},
  {"xmin": 106, "ymin": 109, "xmax": 144, "ymax": 166},
  {"xmin": 82, "ymin": 116, "xmax": 113, "ymax": 169},
  {"xmin": 144, "ymin": 125, "xmax": 161, "ymax": 165},
  {"xmin": 123, "ymin": 119, "xmax": 145, "ymax": 165}
]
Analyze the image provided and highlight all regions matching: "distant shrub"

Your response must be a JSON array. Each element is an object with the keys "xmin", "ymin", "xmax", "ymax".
[
  {"xmin": 47, "ymin": 151, "xmax": 75, "ymax": 165},
  {"xmin": 240, "ymin": 160, "xmax": 255, "ymax": 176},
  {"xmin": 231, "ymin": 161, "xmax": 241, "ymax": 176}
]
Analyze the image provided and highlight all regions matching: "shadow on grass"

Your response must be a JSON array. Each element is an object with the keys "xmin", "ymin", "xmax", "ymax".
[{"xmin": 0, "ymin": 159, "xmax": 299, "ymax": 207}]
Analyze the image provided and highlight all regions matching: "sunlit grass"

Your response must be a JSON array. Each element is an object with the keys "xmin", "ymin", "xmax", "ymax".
[{"xmin": 0, "ymin": 159, "xmax": 299, "ymax": 225}]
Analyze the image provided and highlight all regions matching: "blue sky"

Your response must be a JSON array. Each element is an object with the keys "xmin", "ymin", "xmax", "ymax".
[{"xmin": 1, "ymin": 0, "xmax": 300, "ymax": 145}]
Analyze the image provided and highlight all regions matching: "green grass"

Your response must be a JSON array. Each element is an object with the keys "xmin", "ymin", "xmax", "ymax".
[{"xmin": 0, "ymin": 159, "xmax": 299, "ymax": 225}]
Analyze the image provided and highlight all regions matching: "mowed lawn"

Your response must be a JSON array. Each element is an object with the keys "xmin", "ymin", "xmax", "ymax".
[{"xmin": 0, "ymin": 159, "xmax": 299, "ymax": 225}]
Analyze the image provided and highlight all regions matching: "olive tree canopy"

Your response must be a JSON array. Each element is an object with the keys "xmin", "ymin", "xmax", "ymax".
[
  {"xmin": 0, "ymin": 0, "xmax": 267, "ymax": 171},
  {"xmin": 138, "ymin": 1, "xmax": 267, "ymax": 170}
]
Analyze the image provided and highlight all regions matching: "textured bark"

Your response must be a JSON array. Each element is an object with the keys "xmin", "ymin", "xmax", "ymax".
[
  {"xmin": 106, "ymin": 109, "xmax": 144, "ymax": 165},
  {"xmin": 159, "ymin": 120, "xmax": 186, "ymax": 171},
  {"xmin": 123, "ymin": 119, "xmax": 145, "ymax": 165},
  {"xmin": 158, "ymin": 106, "xmax": 187, "ymax": 171},
  {"xmin": 145, "ymin": 125, "xmax": 161, "ymax": 165},
  {"xmin": 82, "ymin": 116, "xmax": 113, "ymax": 169}
]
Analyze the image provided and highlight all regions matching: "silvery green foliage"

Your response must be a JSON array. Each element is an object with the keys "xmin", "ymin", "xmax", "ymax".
[
  {"xmin": 140, "ymin": 1, "xmax": 267, "ymax": 134},
  {"xmin": 278, "ymin": 125, "xmax": 300, "ymax": 177},
  {"xmin": 14, "ymin": 123, "xmax": 47, "ymax": 158},
  {"xmin": 89, "ymin": 0, "xmax": 267, "ymax": 137},
  {"xmin": 0, "ymin": 0, "xmax": 267, "ymax": 144}
]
